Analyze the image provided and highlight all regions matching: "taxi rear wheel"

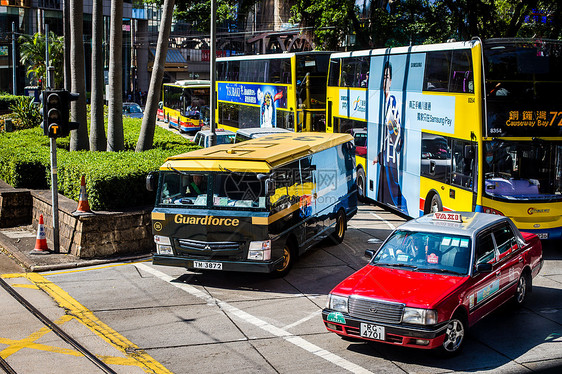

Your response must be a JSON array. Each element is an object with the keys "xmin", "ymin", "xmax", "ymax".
[{"xmin": 438, "ymin": 315, "xmax": 466, "ymax": 356}]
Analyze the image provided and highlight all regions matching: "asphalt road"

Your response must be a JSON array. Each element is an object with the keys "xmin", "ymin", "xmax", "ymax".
[{"xmin": 1, "ymin": 204, "xmax": 561, "ymax": 373}]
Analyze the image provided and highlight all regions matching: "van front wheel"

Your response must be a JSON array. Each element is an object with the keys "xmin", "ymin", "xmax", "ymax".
[{"xmin": 272, "ymin": 241, "xmax": 295, "ymax": 277}]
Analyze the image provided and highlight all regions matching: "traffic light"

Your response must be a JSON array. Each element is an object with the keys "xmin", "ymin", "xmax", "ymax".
[{"xmin": 40, "ymin": 89, "xmax": 80, "ymax": 138}]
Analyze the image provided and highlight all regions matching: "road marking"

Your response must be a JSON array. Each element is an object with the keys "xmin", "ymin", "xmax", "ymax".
[
  {"xmin": 282, "ymin": 309, "xmax": 322, "ymax": 330},
  {"xmin": 370, "ymin": 212, "xmax": 396, "ymax": 230},
  {"xmin": 136, "ymin": 263, "xmax": 374, "ymax": 374},
  {"xmin": 12, "ymin": 273, "xmax": 172, "ymax": 373}
]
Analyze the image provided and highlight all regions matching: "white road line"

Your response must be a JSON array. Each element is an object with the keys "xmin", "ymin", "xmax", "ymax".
[
  {"xmin": 370, "ymin": 212, "xmax": 396, "ymax": 230},
  {"xmin": 135, "ymin": 263, "xmax": 374, "ymax": 374},
  {"xmin": 282, "ymin": 309, "xmax": 322, "ymax": 331}
]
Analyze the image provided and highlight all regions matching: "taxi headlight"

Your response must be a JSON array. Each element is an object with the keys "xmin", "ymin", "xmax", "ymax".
[
  {"xmin": 328, "ymin": 294, "xmax": 349, "ymax": 313},
  {"xmin": 248, "ymin": 240, "xmax": 271, "ymax": 261},
  {"xmin": 402, "ymin": 307, "xmax": 437, "ymax": 325}
]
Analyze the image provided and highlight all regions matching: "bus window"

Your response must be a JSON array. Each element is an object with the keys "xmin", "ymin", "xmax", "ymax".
[
  {"xmin": 451, "ymin": 140, "xmax": 474, "ymax": 189},
  {"xmin": 421, "ymin": 133, "xmax": 451, "ymax": 183},
  {"xmin": 424, "ymin": 51, "xmax": 451, "ymax": 91},
  {"xmin": 328, "ymin": 58, "xmax": 341, "ymax": 87},
  {"xmin": 450, "ymin": 49, "xmax": 474, "ymax": 93}
]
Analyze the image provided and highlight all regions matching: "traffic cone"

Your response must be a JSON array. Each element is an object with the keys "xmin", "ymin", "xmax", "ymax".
[
  {"xmin": 29, "ymin": 214, "xmax": 50, "ymax": 255},
  {"xmin": 74, "ymin": 175, "xmax": 92, "ymax": 215}
]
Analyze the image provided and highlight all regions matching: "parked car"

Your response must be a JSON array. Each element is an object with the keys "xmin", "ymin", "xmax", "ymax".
[
  {"xmin": 322, "ymin": 212, "xmax": 543, "ymax": 356},
  {"xmin": 193, "ymin": 129, "xmax": 235, "ymax": 148},
  {"xmin": 122, "ymin": 102, "xmax": 143, "ymax": 119},
  {"xmin": 235, "ymin": 127, "xmax": 292, "ymax": 143},
  {"xmin": 347, "ymin": 128, "xmax": 367, "ymax": 157}
]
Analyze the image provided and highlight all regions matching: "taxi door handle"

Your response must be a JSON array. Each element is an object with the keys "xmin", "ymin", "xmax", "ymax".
[
  {"xmin": 519, "ymin": 256, "xmax": 524, "ymax": 263},
  {"xmin": 495, "ymin": 271, "xmax": 501, "ymax": 277}
]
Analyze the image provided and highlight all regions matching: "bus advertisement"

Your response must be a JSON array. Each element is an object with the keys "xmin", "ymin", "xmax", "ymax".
[
  {"xmin": 327, "ymin": 38, "xmax": 562, "ymax": 239},
  {"xmin": 216, "ymin": 52, "xmax": 332, "ymax": 132},
  {"xmin": 147, "ymin": 133, "xmax": 358, "ymax": 276},
  {"xmin": 161, "ymin": 80, "xmax": 210, "ymax": 133}
]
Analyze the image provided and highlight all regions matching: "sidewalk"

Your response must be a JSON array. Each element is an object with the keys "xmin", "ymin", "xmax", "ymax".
[{"xmin": 0, "ymin": 225, "xmax": 150, "ymax": 272}]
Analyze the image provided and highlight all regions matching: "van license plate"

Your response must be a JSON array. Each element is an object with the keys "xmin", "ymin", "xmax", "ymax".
[
  {"xmin": 360, "ymin": 323, "xmax": 385, "ymax": 340},
  {"xmin": 193, "ymin": 261, "xmax": 222, "ymax": 270}
]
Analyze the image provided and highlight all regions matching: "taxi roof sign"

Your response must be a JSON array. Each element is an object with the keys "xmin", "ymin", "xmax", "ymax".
[{"xmin": 433, "ymin": 212, "xmax": 463, "ymax": 223}]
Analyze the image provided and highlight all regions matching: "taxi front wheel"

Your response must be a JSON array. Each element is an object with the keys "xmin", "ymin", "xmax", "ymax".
[{"xmin": 438, "ymin": 314, "xmax": 466, "ymax": 356}]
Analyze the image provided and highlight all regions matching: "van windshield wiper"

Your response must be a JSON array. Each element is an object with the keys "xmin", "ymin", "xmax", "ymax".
[{"xmin": 166, "ymin": 163, "xmax": 190, "ymax": 176}]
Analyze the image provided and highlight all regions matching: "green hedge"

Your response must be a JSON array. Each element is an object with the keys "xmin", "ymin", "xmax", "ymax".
[{"xmin": 0, "ymin": 120, "xmax": 200, "ymax": 210}]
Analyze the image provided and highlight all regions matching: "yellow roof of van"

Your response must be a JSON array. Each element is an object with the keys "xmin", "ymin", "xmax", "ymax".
[{"xmin": 161, "ymin": 132, "xmax": 353, "ymax": 173}]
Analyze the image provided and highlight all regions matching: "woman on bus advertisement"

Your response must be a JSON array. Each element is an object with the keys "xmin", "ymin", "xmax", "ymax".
[{"xmin": 374, "ymin": 60, "xmax": 408, "ymax": 214}]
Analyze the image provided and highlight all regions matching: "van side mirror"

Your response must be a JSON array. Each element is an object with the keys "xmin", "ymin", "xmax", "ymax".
[
  {"xmin": 464, "ymin": 145, "xmax": 475, "ymax": 160},
  {"xmin": 264, "ymin": 178, "xmax": 276, "ymax": 196},
  {"xmin": 146, "ymin": 171, "xmax": 158, "ymax": 192},
  {"xmin": 475, "ymin": 262, "xmax": 492, "ymax": 273}
]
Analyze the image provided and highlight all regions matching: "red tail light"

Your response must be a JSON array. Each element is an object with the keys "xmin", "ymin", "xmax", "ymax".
[{"xmin": 482, "ymin": 206, "xmax": 504, "ymax": 215}]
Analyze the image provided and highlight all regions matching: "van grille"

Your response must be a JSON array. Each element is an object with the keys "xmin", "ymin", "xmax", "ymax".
[
  {"xmin": 177, "ymin": 239, "xmax": 240, "ymax": 251},
  {"xmin": 348, "ymin": 296, "xmax": 404, "ymax": 324}
]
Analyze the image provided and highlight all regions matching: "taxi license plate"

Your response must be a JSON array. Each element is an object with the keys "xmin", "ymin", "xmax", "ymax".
[
  {"xmin": 360, "ymin": 323, "xmax": 385, "ymax": 340},
  {"xmin": 193, "ymin": 261, "xmax": 222, "ymax": 270}
]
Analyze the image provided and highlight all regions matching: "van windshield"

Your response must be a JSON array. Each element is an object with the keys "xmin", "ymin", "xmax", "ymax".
[{"xmin": 157, "ymin": 171, "xmax": 267, "ymax": 209}]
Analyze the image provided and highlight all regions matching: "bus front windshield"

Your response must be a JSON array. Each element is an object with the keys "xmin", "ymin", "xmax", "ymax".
[
  {"xmin": 484, "ymin": 140, "xmax": 562, "ymax": 202},
  {"xmin": 157, "ymin": 171, "xmax": 267, "ymax": 209}
]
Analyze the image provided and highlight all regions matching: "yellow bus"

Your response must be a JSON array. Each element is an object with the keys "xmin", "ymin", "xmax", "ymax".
[
  {"xmin": 161, "ymin": 80, "xmax": 210, "ymax": 133},
  {"xmin": 327, "ymin": 38, "xmax": 562, "ymax": 240},
  {"xmin": 146, "ymin": 132, "xmax": 358, "ymax": 276},
  {"xmin": 216, "ymin": 52, "xmax": 332, "ymax": 132}
]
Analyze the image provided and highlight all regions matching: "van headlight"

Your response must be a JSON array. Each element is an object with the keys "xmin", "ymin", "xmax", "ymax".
[
  {"xmin": 327, "ymin": 294, "xmax": 349, "ymax": 313},
  {"xmin": 402, "ymin": 307, "xmax": 437, "ymax": 325},
  {"xmin": 154, "ymin": 235, "xmax": 173, "ymax": 255},
  {"xmin": 248, "ymin": 240, "xmax": 271, "ymax": 261}
]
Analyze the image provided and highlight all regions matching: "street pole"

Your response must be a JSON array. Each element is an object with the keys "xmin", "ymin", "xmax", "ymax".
[
  {"xmin": 11, "ymin": 22, "xmax": 16, "ymax": 95},
  {"xmin": 45, "ymin": 24, "xmax": 60, "ymax": 254},
  {"xmin": 209, "ymin": 0, "xmax": 217, "ymax": 146}
]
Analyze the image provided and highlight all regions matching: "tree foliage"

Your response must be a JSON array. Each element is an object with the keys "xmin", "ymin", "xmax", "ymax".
[
  {"xmin": 289, "ymin": 0, "xmax": 562, "ymax": 51},
  {"xmin": 18, "ymin": 32, "xmax": 64, "ymax": 89}
]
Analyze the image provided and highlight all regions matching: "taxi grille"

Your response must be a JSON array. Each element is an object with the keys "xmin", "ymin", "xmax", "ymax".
[{"xmin": 348, "ymin": 296, "xmax": 404, "ymax": 324}]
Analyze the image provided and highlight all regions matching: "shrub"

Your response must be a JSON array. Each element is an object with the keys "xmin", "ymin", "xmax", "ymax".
[
  {"xmin": 0, "ymin": 119, "xmax": 200, "ymax": 210},
  {"xmin": 9, "ymin": 96, "xmax": 42, "ymax": 130}
]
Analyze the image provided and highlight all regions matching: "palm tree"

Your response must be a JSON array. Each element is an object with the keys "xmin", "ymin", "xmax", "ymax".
[
  {"xmin": 90, "ymin": 0, "xmax": 106, "ymax": 151},
  {"xmin": 18, "ymin": 32, "xmax": 64, "ymax": 89},
  {"xmin": 107, "ymin": 0, "xmax": 125, "ymax": 152},
  {"xmin": 136, "ymin": 0, "xmax": 176, "ymax": 152},
  {"xmin": 69, "ymin": 0, "xmax": 89, "ymax": 151}
]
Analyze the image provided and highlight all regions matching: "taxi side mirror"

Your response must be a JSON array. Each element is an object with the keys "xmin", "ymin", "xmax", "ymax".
[
  {"xmin": 475, "ymin": 262, "xmax": 493, "ymax": 273},
  {"xmin": 364, "ymin": 249, "xmax": 375, "ymax": 258},
  {"xmin": 146, "ymin": 171, "xmax": 158, "ymax": 192}
]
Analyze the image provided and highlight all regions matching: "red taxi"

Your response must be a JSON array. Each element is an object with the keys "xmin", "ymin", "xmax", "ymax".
[{"xmin": 322, "ymin": 212, "xmax": 543, "ymax": 355}]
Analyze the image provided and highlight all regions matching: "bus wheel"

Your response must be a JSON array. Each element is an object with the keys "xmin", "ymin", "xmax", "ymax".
[
  {"xmin": 167, "ymin": 114, "xmax": 172, "ymax": 128},
  {"xmin": 273, "ymin": 241, "xmax": 295, "ymax": 277},
  {"xmin": 357, "ymin": 168, "xmax": 366, "ymax": 201},
  {"xmin": 328, "ymin": 210, "xmax": 346, "ymax": 245},
  {"xmin": 426, "ymin": 193, "xmax": 443, "ymax": 214}
]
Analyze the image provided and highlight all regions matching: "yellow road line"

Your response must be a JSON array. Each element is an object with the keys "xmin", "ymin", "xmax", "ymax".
[{"xmin": 18, "ymin": 273, "xmax": 172, "ymax": 374}]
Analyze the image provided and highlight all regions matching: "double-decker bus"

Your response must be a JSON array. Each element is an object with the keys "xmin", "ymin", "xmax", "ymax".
[
  {"xmin": 161, "ymin": 80, "xmax": 210, "ymax": 133},
  {"xmin": 327, "ymin": 38, "xmax": 562, "ymax": 239},
  {"xmin": 216, "ymin": 51, "xmax": 332, "ymax": 132}
]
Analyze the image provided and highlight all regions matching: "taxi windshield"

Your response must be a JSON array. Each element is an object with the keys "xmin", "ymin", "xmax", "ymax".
[{"xmin": 372, "ymin": 230, "xmax": 471, "ymax": 276}]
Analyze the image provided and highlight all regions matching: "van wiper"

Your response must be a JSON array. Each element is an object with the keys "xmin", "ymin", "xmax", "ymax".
[{"xmin": 166, "ymin": 163, "xmax": 190, "ymax": 176}]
